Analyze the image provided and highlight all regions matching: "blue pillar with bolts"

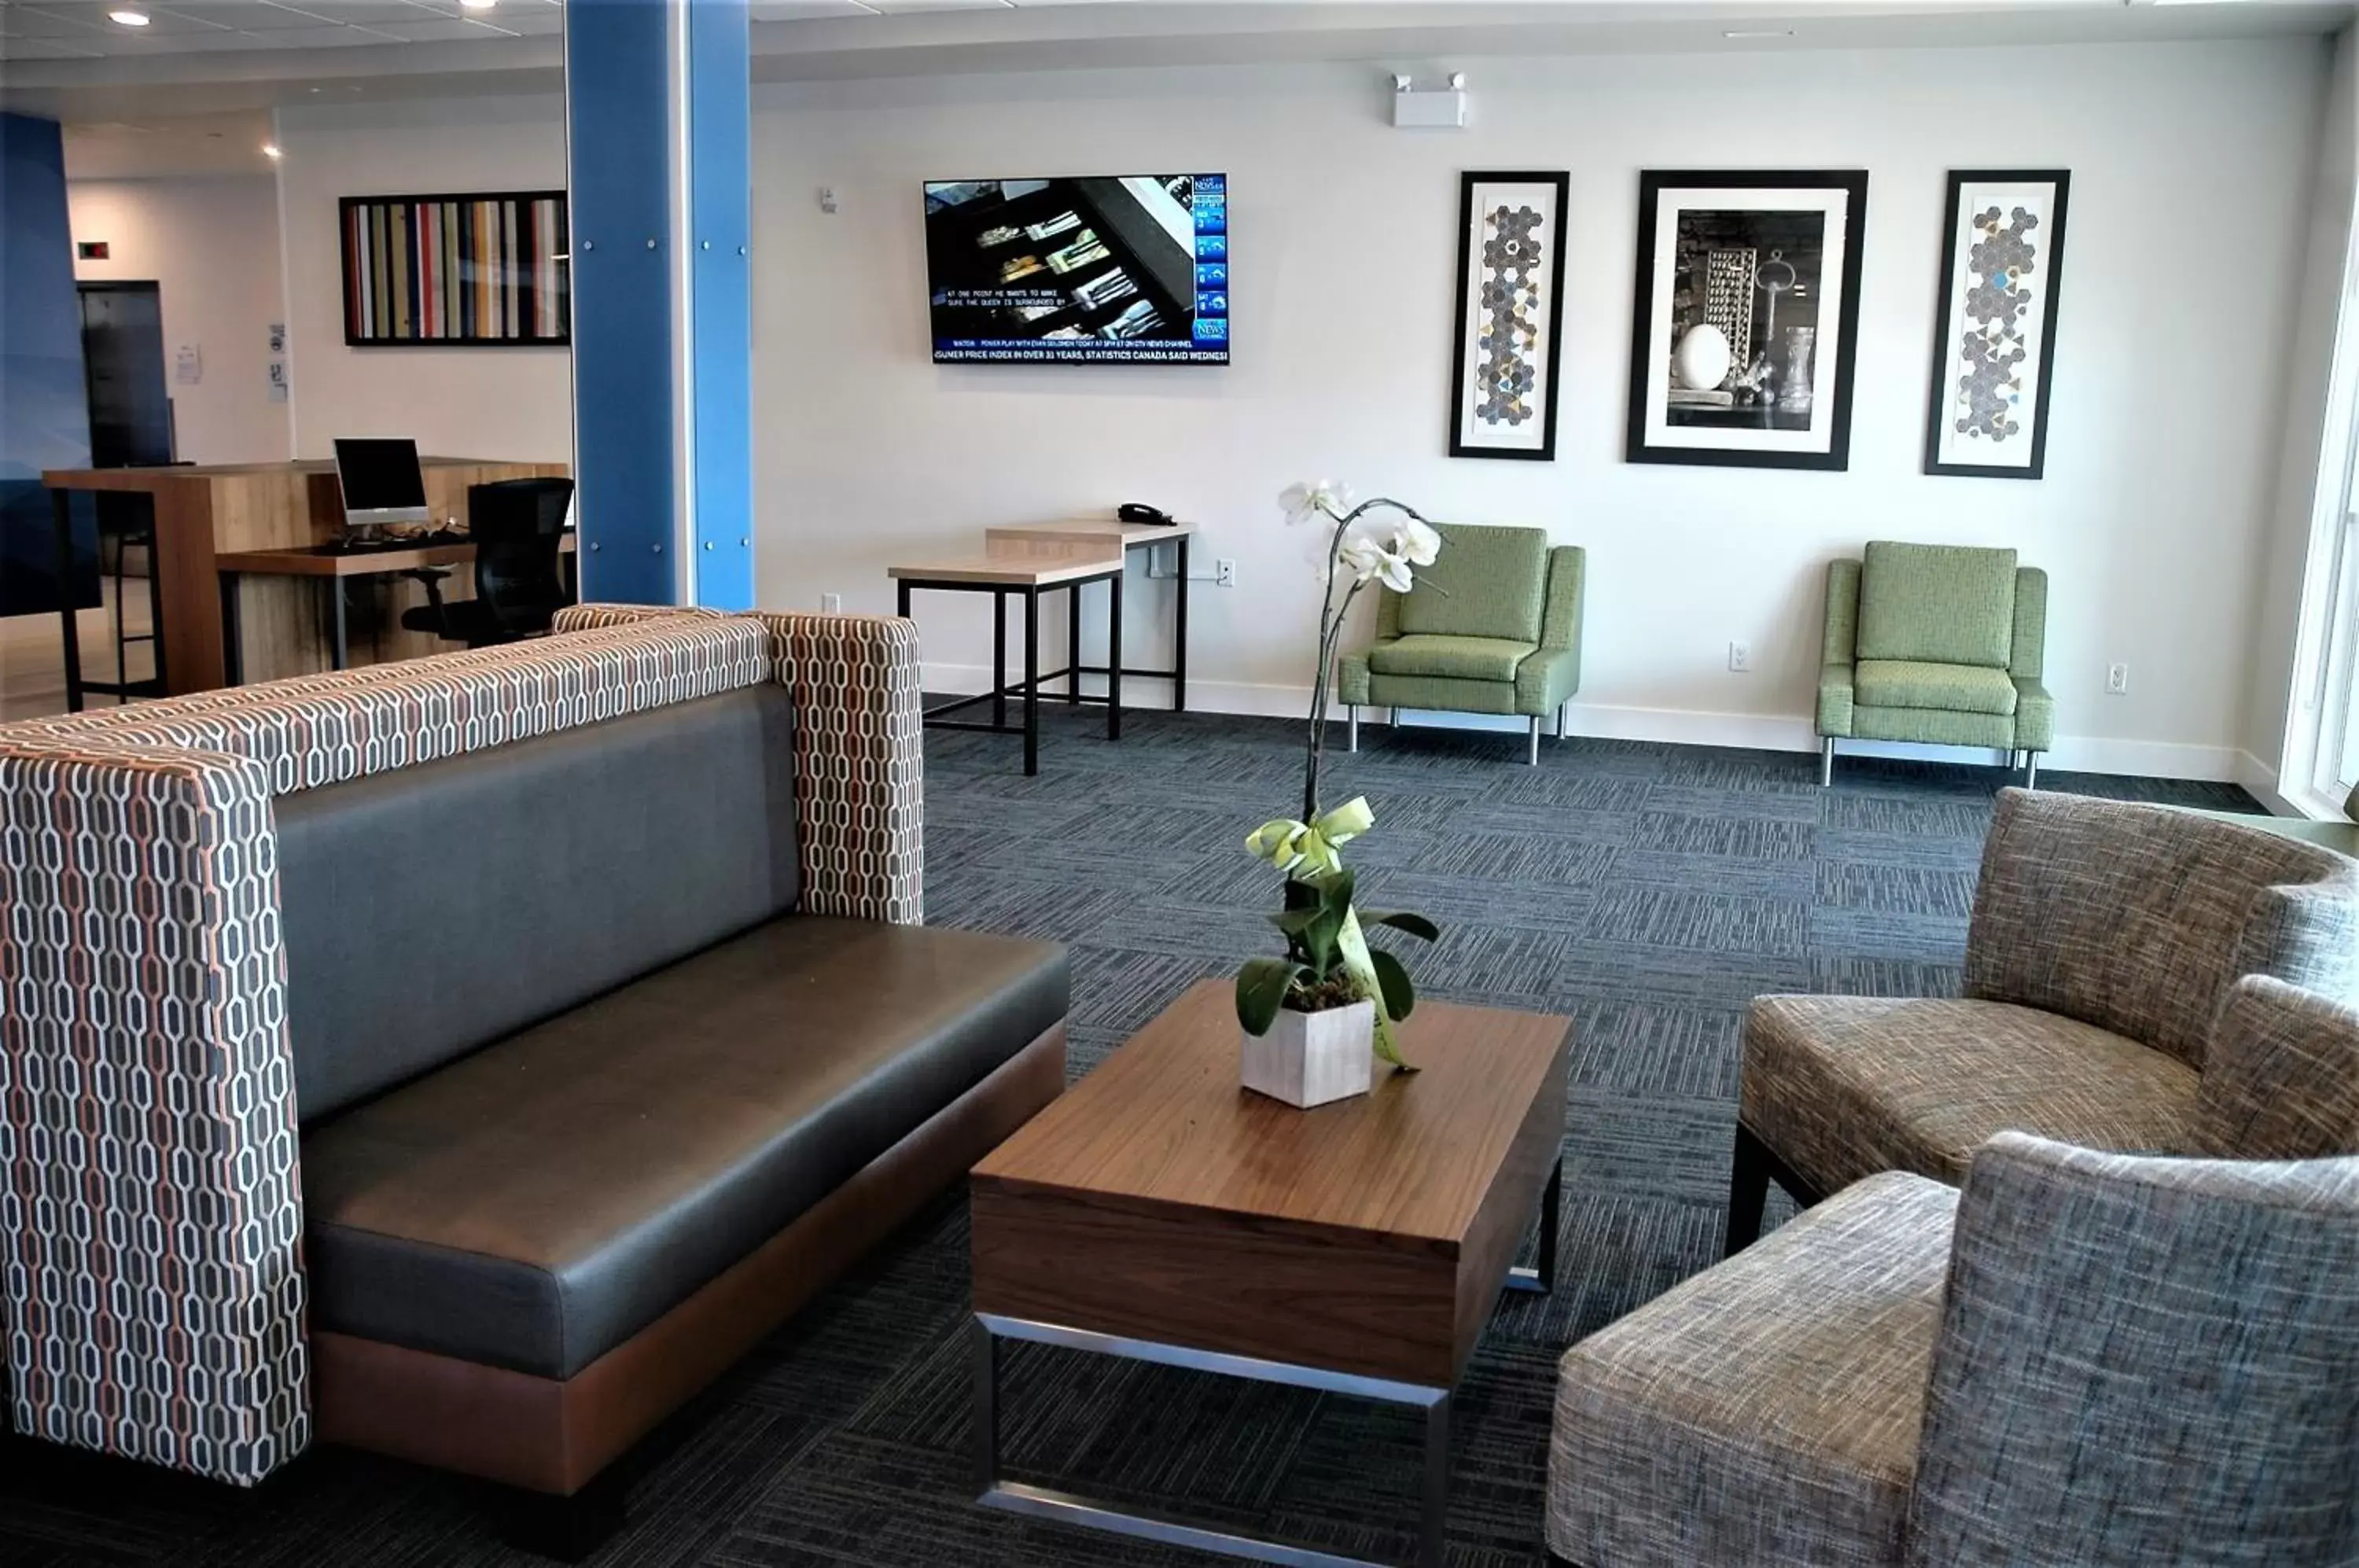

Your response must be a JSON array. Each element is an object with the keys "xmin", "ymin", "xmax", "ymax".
[{"xmin": 563, "ymin": 0, "xmax": 753, "ymax": 609}]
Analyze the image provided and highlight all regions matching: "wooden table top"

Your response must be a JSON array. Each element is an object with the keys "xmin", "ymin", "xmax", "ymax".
[
  {"xmin": 42, "ymin": 458, "xmax": 557, "ymax": 488},
  {"xmin": 888, "ymin": 554, "xmax": 1127, "ymax": 587},
  {"xmin": 987, "ymin": 518, "xmax": 1197, "ymax": 546},
  {"xmin": 975, "ymin": 980, "xmax": 1569, "ymax": 1248},
  {"xmin": 217, "ymin": 534, "xmax": 576, "ymax": 577}
]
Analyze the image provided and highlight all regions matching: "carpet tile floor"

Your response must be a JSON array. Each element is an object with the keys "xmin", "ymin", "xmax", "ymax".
[{"xmin": 0, "ymin": 707, "xmax": 2254, "ymax": 1566}]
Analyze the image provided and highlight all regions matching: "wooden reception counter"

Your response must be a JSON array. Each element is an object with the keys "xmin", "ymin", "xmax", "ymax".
[{"xmin": 42, "ymin": 457, "xmax": 565, "ymax": 698}]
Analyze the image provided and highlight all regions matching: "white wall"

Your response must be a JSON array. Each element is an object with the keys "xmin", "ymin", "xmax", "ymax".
[
  {"xmin": 272, "ymin": 96, "xmax": 572, "ymax": 466},
  {"xmin": 2246, "ymin": 27, "xmax": 2357, "ymax": 813},
  {"xmin": 750, "ymin": 38, "xmax": 2331, "ymax": 779},
  {"xmin": 67, "ymin": 176, "xmax": 289, "ymax": 466}
]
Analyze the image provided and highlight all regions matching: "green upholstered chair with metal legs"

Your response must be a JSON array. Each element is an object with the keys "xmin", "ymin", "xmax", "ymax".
[
  {"xmin": 1818, "ymin": 541, "xmax": 2052, "ymax": 787},
  {"xmin": 1334, "ymin": 522, "xmax": 1584, "ymax": 766}
]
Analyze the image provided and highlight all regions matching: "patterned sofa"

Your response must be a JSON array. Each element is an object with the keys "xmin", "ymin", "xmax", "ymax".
[{"xmin": 0, "ymin": 605, "xmax": 1067, "ymax": 1544}]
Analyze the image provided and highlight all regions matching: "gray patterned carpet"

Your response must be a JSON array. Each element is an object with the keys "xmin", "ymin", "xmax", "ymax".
[{"xmin": 0, "ymin": 708, "xmax": 2253, "ymax": 1567}]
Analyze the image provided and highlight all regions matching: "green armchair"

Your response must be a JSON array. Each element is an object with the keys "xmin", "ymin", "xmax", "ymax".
[
  {"xmin": 1334, "ymin": 522, "xmax": 1584, "ymax": 765},
  {"xmin": 1818, "ymin": 540, "xmax": 2052, "ymax": 787}
]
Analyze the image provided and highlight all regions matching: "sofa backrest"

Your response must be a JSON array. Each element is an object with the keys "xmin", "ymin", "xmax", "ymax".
[
  {"xmin": 276, "ymin": 685, "xmax": 800, "ymax": 1121},
  {"xmin": 1396, "ymin": 522, "xmax": 1549, "ymax": 642},
  {"xmin": 1857, "ymin": 541, "xmax": 2018, "ymax": 669},
  {"xmin": 1964, "ymin": 790, "xmax": 2359, "ymax": 1069}
]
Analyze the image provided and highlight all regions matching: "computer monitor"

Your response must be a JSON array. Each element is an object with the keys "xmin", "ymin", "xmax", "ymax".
[{"xmin": 333, "ymin": 438, "xmax": 430, "ymax": 531}]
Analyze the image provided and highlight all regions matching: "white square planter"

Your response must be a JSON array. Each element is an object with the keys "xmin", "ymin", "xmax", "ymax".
[{"xmin": 1240, "ymin": 999, "xmax": 1375, "ymax": 1109}]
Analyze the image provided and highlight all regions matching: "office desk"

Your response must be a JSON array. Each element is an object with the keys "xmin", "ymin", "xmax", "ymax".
[
  {"xmin": 215, "ymin": 535, "xmax": 578, "ymax": 683},
  {"xmin": 42, "ymin": 457, "xmax": 565, "ymax": 707}
]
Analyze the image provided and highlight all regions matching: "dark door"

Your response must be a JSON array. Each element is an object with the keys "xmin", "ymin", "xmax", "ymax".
[{"xmin": 78, "ymin": 282, "xmax": 172, "ymax": 467}]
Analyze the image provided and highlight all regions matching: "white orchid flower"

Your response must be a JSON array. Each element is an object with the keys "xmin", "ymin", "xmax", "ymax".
[
  {"xmin": 1395, "ymin": 517, "xmax": 1442, "ymax": 567},
  {"xmin": 1340, "ymin": 534, "xmax": 1415, "ymax": 594},
  {"xmin": 1279, "ymin": 480, "xmax": 1352, "ymax": 526}
]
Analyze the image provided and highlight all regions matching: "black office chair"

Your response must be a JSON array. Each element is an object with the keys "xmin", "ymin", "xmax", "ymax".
[{"xmin": 400, "ymin": 477, "xmax": 576, "ymax": 649}]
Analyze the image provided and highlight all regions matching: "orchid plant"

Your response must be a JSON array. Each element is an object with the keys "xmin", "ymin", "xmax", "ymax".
[{"xmin": 1236, "ymin": 481, "xmax": 1443, "ymax": 1068}]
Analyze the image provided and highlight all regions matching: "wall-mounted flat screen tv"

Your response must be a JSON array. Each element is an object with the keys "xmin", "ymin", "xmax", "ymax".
[{"xmin": 925, "ymin": 174, "xmax": 1228, "ymax": 364}]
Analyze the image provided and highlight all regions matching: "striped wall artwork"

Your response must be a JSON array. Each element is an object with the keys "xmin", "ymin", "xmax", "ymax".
[{"xmin": 340, "ymin": 190, "xmax": 569, "ymax": 347}]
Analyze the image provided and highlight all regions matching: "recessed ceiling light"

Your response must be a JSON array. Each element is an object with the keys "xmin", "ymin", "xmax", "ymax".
[
  {"xmin": 460, "ymin": 0, "xmax": 497, "ymax": 9},
  {"xmin": 1724, "ymin": 28, "xmax": 1793, "ymax": 38},
  {"xmin": 262, "ymin": 143, "xmax": 282, "ymax": 160},
  {"xmin": 109, "ymin": 9, "xmax": 151, "ymax": 25}
]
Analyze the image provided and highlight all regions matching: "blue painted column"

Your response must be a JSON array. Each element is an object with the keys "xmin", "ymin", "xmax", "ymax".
[
  {"xmin": 0, "ymin": 113, "xmax": 94, "ymax": 619},
  {"xmin": 564, "ymin": 0, "xmax": 753, "ymax": 609}
]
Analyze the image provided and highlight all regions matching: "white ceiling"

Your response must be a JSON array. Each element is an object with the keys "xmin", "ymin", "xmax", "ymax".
[
  {"xmin": 0, "ymin": 0, "xmax": 565, "ymax": 59},
  {"xmin": 3, "ymin": 0, "xmax": 2350, "ymax": 123}
]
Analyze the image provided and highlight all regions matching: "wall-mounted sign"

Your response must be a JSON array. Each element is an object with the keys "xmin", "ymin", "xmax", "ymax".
[{"xmin": 76, "ymin": 241, "xmax": 109, "ymax": 260}]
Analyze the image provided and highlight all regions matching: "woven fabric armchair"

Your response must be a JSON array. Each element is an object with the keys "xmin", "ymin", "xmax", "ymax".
[
  {"xmin": 1817, "ymin": 541, "xmax": 2052, "ymax": 786},
  {"xmin": 1550, "ymin": 1129, "xmax": 2359, "ymax": 1568},
  {"xmin": 1333, "ymin": 521, "xmax": 1584, "ymax": 765},
  {"xmin": 1728, "ymin": 789, "xmax": 2359, "ymax": 1254}
]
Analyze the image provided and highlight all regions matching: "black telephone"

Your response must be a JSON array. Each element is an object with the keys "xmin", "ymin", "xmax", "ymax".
[{"xmin": 1117, "ymin": 502, "xmax": 1173, "ymax": 526}]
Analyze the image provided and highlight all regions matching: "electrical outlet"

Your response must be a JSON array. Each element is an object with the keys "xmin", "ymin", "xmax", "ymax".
[
  {"xmin": 2106, "ymin": 662, "xmax": 2129, "ymax": 695},
  {"xmin": 821, "ymin": 591, "xmax": 843, "ymax": 614},
  {"xmin": 1728, "ymin": 640, "xmax": 1751, "ymax": 673},
  {"xmin": 1216, "ymin": 558, "xmax": 1238, "ymax": 587}
]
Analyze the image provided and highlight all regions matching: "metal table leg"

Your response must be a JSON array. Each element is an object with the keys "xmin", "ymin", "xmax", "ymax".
[
  {"xmin": 1021, "ymin": 586, "xmax": 1039, "ymax": 777},
  {"xmin": 973, "ymin": 1312, "xmax": 1452, "ymax": 1568},
  {"xmin": 993, "ymin": 590, "xmax": 1007, "ymax": 730},
  {"xmin": 326, "ymin": 579, "xmax": 349, "ymax": 672},
  {"xmin": 1173, "ymin": 534, "xmax": 1190, "ymax": 712},
  {"xmin": 52, "ymin": 488, "xmax": 84, "ymax": 712},
  {"xmin": 217, "ymin": 572, "xmax": 245, "ymax": 687},
  {"xmin": 1067, "ymin": 583, "xmax": 1082, "ymax": 705},
  {"xmin": 1106, "ymin": 568, "xmax": 1123, "ymax": 742},
  {"xmin": 1503, "ymin": 1155, "xmax": 1562, "ymax": 1296}
]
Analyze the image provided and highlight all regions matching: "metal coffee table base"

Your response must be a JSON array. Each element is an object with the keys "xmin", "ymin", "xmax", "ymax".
[{"xmin": 972, "ymin": 1157, "xmax": 1560, "ymax": 1568}]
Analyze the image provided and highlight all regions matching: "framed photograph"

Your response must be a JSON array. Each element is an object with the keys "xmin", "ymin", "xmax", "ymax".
[
  {"xmin": 1923, "ymin": 170, "xmax": 2070, "ymax": 479},
  {"xmin": 340, "ymin": 190, "xmax": 570, "ymax": 348},
  {"xmin": 1625, "ymin": 170, "xmax": 1868, "ymax": 470},
  {"xmin": 1449, "ymin": 171, "xmax": 1570, "ymax": 461}
]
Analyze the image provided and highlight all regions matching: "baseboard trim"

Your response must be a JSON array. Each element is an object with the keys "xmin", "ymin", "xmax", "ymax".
[{"xmin": 918, "ymin": 663, "xmax": 2247, "ymax": 782}]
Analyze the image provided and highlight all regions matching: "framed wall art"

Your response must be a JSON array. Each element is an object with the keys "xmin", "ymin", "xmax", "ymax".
[
  {"xmin": 340, "ymin": 190, "xmax": 570, "ymax": 348},
  {"xmin": 1923, "ymin": 170, "xmax": 2070, "ymax": 479},
  {"xmin": 1625, "ymin": 169, "xmax": 1868, "ymax": 471},
  {"xmin": 1448, "ymin": 171, "xmax": 1570, "ymax": 461}
]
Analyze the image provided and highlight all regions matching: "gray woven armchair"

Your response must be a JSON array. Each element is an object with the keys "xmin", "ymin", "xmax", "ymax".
[
  {"xmin": 1550, "ymin": 1129, "xmax": 2359, "ymax": 1568},
  {"xmin": 1728, "ymin": 787, "xmax": 2359, "ymax": 1253}
]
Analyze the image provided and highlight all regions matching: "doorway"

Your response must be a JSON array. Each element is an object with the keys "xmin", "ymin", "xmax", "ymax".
[{"xmin": 78, "ymin": 281, "xmax": 174, "ymax": 467}]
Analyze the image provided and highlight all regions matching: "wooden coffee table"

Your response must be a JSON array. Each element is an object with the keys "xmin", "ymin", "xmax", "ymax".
[{"xmin": 970, "ymin": 980, "xmax": 1571, "ymax": 1567}]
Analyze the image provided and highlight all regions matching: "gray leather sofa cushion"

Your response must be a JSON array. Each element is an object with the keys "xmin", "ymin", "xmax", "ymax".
[
  {"xmin": 300, "ymin": 915, "xmax": 1068, "ymax": 1379},
  {"xmin": 274, "ymin": 685, "xmax": 801, "ymax": 1121}
]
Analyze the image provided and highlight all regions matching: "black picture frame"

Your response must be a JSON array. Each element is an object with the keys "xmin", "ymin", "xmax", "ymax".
[
  {"xmin": 1448, "ymin": 170, "xmax": 1570, "ymax": 462},
  {"xmin": 339, "ymin": 189, "xmax": 571, "ymax": 348},
  {"xmin": 1923, "ymin": 169, "xmax": 2070, "ymax": 480},
  {"xmin": 1624, "ymin": 169, "xmax": 1868, "ymax": 471}
]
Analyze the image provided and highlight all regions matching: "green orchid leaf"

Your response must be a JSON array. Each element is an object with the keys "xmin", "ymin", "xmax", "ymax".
[
  {"xmin": 1369, "ymin": 947, "xmax": 1415, "ymax": 1021},
  {"xmin": 1236, "ymin": 957, "xmax": 1308, "ymax": 1036},
  {"xmin": 1268, "ymin": 907, "xmax": 1324, "ymax": 937},
  {"xmin": 1358, "ymin": 910, "xmax": 1440, "ymax": 942}
]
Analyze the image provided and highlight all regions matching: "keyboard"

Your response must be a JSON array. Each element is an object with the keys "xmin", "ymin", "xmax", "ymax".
[{"xmin": 322, "ymin": 529, "xmax": 469, "ymax": 554}]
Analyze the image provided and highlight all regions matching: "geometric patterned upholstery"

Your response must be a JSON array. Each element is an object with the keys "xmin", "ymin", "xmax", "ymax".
[
  {"xmin": 0, "ymin": 742, "xmax": 304, "ymax": 1488},
  {"xmin": 1741, "ymin": 995, "xmax": 2200, "ymax": 1194},
  {"xmin": 1739, "ymin": 793, "xmax": 2359, "ymax": 1205},
  {"xmin": 0, "ymin": 609, "xmax": 916, "ymax": 1486},
  {"xmin": 557, "ymin": 605, "xmax": 926, "ymax": 924},
  {"xmin": 1553, "ymin": 1135, "xmax": 2359, "ymax": 1568},
  {"xmin": 1550, "ymin": 1170, "xmax": 1957, "ymax": 1568}
]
